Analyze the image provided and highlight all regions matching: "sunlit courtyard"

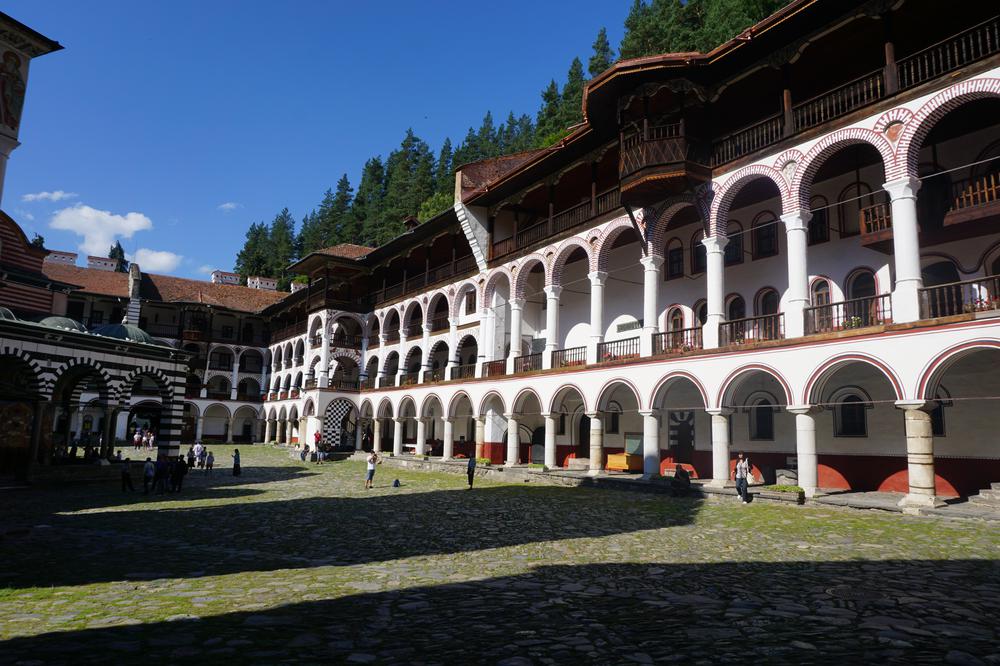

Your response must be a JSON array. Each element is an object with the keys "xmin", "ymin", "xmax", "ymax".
[{"xmin": 1, "ymin": 445, "xmax": 997, "ymax": 664}]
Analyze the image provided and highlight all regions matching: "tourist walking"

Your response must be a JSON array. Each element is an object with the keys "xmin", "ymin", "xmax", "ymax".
[
  {"xmin": 121, "ymin": 459, "xmax": 134, "ymax": 492},
  {"xmin": 364, "ymin": 451, "xmax": 380, "ymax": 489},
  {"xmin": 232, "ymin": 448, "xmax": 241, "ymax": 476},
  {"xmin": 148, "ymin": 432, "xmax": 156, "ymax": 451},
  {"xmin": 142, "ymin": 457, "xmax": 155, "ymax": 494},
  {"xmin": 171, "ymin": 455, "xmax": 188, "ymax": 492},
  {"xmin": 734, "ymin": 452, "xmax": 751, "ymax": 504},
  {"xmin": 467, "ymin": 455, "xmax": 476, "ymax": 489},
  {"xmin": 198, "ymin": 446, "xmax": 207, "ymax": 469},
  {"xmin": 133, "ymin": 430, "xmax": 142, "ymax": 451},
  {"xmin": 206, "ymin": 450, "xmax": 214, "ymax": 473},
  {"xmin": 186, "ymin": 445, "xmax": 196, "ymax": 469}
]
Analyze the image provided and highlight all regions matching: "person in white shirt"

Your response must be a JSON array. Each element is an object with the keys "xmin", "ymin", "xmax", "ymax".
[
  {"xmin": 734, "ymin": 452, "xmax": 751, "ymax": 503},
  {"xmin": 365, "ymin": 452, "xmax": 380, "ymax": 489}
]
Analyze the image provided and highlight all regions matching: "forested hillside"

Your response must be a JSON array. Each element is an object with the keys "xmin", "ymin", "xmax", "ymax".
[{"xmin": 234, "ymin": 0, "xmax": 789, "ymax": 289}]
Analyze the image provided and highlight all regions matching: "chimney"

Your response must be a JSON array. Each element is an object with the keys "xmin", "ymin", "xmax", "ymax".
[
  {"xmin": 403, "ymin": 216, "xmax": 419, "ymax": 232},
  {"xmin": 87, "ymin": 256, "xmax": 117, "ymax": 271},
  {"xmin": 44, "ymin": 250, "xmax": 78, "ymax": 265}
]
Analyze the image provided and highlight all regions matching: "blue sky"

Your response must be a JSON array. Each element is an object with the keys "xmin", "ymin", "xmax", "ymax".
[{"xmin": 4, "ymin": 1, "xmax": 626, "ymax": 278}]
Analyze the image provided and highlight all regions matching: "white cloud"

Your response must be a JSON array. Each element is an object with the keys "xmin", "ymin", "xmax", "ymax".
[
  {"xmin": 217, "ymin": 202, "xmax": 241, "ymax": 212},
  {"xmin": 22, "ymin": 190, "xmax": 78, "ymax": 203},
  {"xmin": 132, "ymin": 248, "xmax": 183, "ymax": 272},
  {"xmin": 197, "ymin": 264, "xmax": 215, "ymax": 275},
  {"xmin": 50, "ymin": 203, "xmax": 153, "ymax": 256},
  {"xmin": 14, "ymin": 207, "xmax": 34, "ymax": 221}
]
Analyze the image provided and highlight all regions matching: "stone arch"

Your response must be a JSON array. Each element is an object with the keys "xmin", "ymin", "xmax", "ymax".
[
  {"xmin": 514, "ymin": 253, "xmax": 548, "ymax": 297},
  {"xmin": 477, "ymin": 390, "xmax": 506, "ymax": 418},
  {"xmin": 117, "ymin": 365, "xmax": 173, "ymax": 404},
  {"xmin": 359, "ymin": 399, "xmax": 374, "ymax": 418},
  {"xmin": 549, "ymin": 383, "xmax": 589, "ymax": 414},
  {"xmin": 717, "ymin": 363, "xmax": 793, "ymax": 409},
  {"xmin": 803, "ymin": 353, "xmax": 904, "ymax": 405},
  {"xmin": 895, "ymin": 77, "xmax": 1000, "ymax": 180},
  {"xmin": 647, "ymin": 197, "xmax": 705, "ymax": 254},
  {"xmin": 916, "ymin": 339, "xmax": 1000, "ymax": 401},
  {"xmin": 420, "ymin": 393, "xmax": 444, "ymax": 418},
  {"xmin": 481, "ymin": 267, "xmax": 513, "ymax": 309},
  {"xmin": 51, "ymin": 357, "xmax": 115, "ymax": 404},
  {"xmin": 376, "ymin": 398, "xmax": 394, "ymax": 418},
  {"xmin": 402, "ymin": 299, "xmax": 425, "ymax": 328},
  {"xmin": 448, "ymin": 390, "xmax": 474, "ymax": 418},
  {"xmin": 451, "ymin": 279, "xmax": 480, "ymax": 319},
  {"xmin": 649, "ymin": 371, "xmax": 710, "ymax": 411},
  {"xmin": 709, "ymin": 165, "xmax": 791, "ymax": 235},
  {"xmin": 594, "ymin": 215, "xmax": 643, "ymax": 272},
  {"xmin": 512, "ymin": 387, "xmax": 543, "ymax": 414},
  {"xmin": 791, "ymin": 127, "xmax": 896, "ymax": 210},
  {"xmin": 595, "ymin": 378, "xmax": 642, "ymax": 412},
  {"xmin": 548, "ymin": 237, "xmax": 594, "ymax": 286},
  {"xmin": 322, "ymin": 397, "xmax": 358, "ymax": 448}
]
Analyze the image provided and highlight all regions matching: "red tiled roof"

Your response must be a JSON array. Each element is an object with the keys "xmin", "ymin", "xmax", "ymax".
[
  {"xmin": 314, "ymin": 244, "xmax": 375, "ymax": 260},
  {"xmin": 459, "ymin": 148, "xmax": 550, "ymax": 201},
  {"xmin": 41, "ymin": 263, "xmax": 288, "ymax": 313}
]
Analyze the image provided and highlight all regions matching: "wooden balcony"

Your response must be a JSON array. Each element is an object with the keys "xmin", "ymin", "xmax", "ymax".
[
  {"xmin": 483, "ymin": 360, "xmax": 507, "ymax": 378},
  {"xmin": 859, "ymin": 203, "xmax": 894, "ymax": 252},
  {"xmin": 596, "ymin": 337, "xmax": 640, "ymax": 364},
  {"xmin": 652, "ymin": 327, "xmax": 703, "ymax": 356},
  {"xmin": 399, "ymin": 372, "xmax": 419, "ymax": 386},
  {"xmin": 360, "ymin": 377, "xmax": 376, "ymax": 390},
  {"xmin": 720, "ymin": 314, "xmax": 784, "ymax": 346},
  {"xmin": 618, "ymin": 122, "xmax": 710, "ymax": 208},
  {"xmin": 805, "ymin": 295, "xmax": 892, "ymax": 335},
  {"xmin": 272, "ymin": 321, "xmax": 307, "ymax": 342},
  {"xmin": 552, "ymin": 346, "xmax": 586, "ymax": 368},
  {"xmin": 513, "ymin": 353, "xmax": 541, "ymax": 374},
  {"xmin": 945, "ymin": 170, "xmax": 1000, "ymax": 229},
  {"xmin": 450, "ymin": 364, "xmax": 475, "ymax": 380},
  {"xmin": 920, "ymin": 276, "xmax": 1000, "ymax": 319}
]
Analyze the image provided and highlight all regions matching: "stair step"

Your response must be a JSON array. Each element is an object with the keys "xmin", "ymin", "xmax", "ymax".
[
  {"xmin": 991, "ymin": 482, "xmax": 1000, "ymax": 491},
  {"xmin": 976, "ymin": 489, "xmax": 1000, "ymax": 501},
  {"xmin": 968, "ymin": 494, "xmax": 1000, "ymax": 507}
]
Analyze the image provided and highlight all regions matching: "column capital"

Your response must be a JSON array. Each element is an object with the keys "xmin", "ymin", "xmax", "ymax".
[
  {"xmin": 540, "ymin": 412, "xmax": 555, "ymax": 419},
  {"xmin": 639, "ymin": 255, "xmax": 664, "ymax": 270},
  {"xmin": 780, "ymin": 210, "xmax": 812, "ymax": 231},
  {"xmin": 393, "ymin": 416, "xmax": 405, "ymax": 424},
  {"xmin": 701, "ymin": 235, "xmax": 728, "ymax": 253},
  {"xmin": 705, "ymin": 407, "xmax": 734, "ymax": 417},
  {"xmin": 442, "ymin": 416, "xmax": 454, "ymax": 424},
  {"xmin": 637, "ymin": 409, "xmax": 658, "ymax": 418},
  {"xmin": 882, "ymin": 175, "xmax": 921, "ymax": 201},
  {"xmin": 588, "ymin": 270, "xmax": 609, "ymax": 284},
  {"xmin": 509, "ymin": 298, "xmax": 526, "ymax": 311},
  {"xmin": 584, "ymin": 411, "xmax": 602, "ymax": 419},
  {"xmin": 543, "ymin": 285, "xmax": 563, "ymax": 299},
  {"xmin": 895, "ymin": 399, "xmax": 934, "ymax": 412},
  {"xmin": 786, "ymin": 404, "xmax": 821, "ymax": 415},
  {"xmin": 503, "ymin": 412, "xmax": 517, "ymax": 420}
]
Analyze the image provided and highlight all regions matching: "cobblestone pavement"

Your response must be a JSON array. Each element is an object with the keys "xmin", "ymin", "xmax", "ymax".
[{"xmin": 1, "ymin": 446, "xmax": 998, "ymax": 665}]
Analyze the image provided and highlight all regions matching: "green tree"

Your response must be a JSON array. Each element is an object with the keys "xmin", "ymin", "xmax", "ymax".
[
  {"xmin": 352, "ymin": 156, "xmax": 386, "ymax": 246},
  {"xmin": 29, "ymin": 233, "xmax": 44, "ymax": 249},
  {"xmin": 234, "ymin": 221, "xmax": 271, "ymax": 282},
  {"xmin": 589, "ymin": 27, "xmax": 615, "ymax": 77},
  {"xmin": 418, "ymin": 190, "xmax": 454, "ymax": 222},
  {"xmin": 535, "ymin": 79, "xmax": 563, "ymax": 144},
  {"xmin": 380, "ymin": 129, "xmax": 435, "ymax": 244},
  {"xmin": 434, "ymin": 138, "xmax": 453, "ymax": 197},
  {"xmin": 268, "ymin": 208, "xmax": 297, "ymax": 290},
  {"xmin": 558, "ymin": 57, "xmax": 586, "ymax": 130},
  {"xmin": 108, "ymin": 240, "xmax": 129, "ymax": 272}
]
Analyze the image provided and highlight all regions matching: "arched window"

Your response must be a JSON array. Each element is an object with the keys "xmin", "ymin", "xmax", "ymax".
[
  {"xmin": 695, "ymin": 301, "xmax": 708, "ymax": 325},
  {"xmin": 606, "ymin": 401, "xmax": 621, "ymax": 435},
  {"xmin": 757, "ymin": 289, "xmax": 780, "ymax": 315},
  {"xmin": 752, "ymin": 212, "xmax": 778, "ymax": 259},
  {"xmin": 921, "ymin": 260, "xmax": 960, "ymax": 287},
  {"xmin": 727, "ymin": 295, "xmax": 746, "ymax": 321},
  {"xmin": 838, "ymin": 181, "xmax": 879, "ymax": 237},
  {"xmin": 668, "ymin": 307, "xmax": 685, "ymax": 331},
  {"xmin": 725, "ymin": 224, "xmax": 743, "ymax": 266},
  {"xmin": 691, "ymin": 231, "xmax": 707, "ymax": 274},
  {"xmin": 847, "ymin": 270, "xmax": 876, "ymax": 299},
  {"xmin": 749, "ymin": 398, "xmax": 775, "ymax": 440},
  {"xmin": 665, "ymin": 239, "xmax": 684, "ymax": 280},
  {"xmin": 835, "ymin": 394, "xmax": 868, "ymax": 437},
  {"xmin": 808, "ymin": 196, "xmax": 829, "ymax": 245},
  {"xmin": 811, "ymin": 279, "xmax": 831, "ymax": 306}
]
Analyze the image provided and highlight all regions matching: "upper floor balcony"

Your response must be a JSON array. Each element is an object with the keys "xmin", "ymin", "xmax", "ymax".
[{"xmin": 619, "ymin": 120, "xmax": 711, "ymax": 208}]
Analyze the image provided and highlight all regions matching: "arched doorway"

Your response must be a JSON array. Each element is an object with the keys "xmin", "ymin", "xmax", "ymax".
[{"xmin": 322, "ymin": 398, "xmax": 358, "ymax": 450}]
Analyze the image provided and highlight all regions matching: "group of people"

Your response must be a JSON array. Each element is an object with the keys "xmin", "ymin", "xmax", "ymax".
[
  {"xmin": 185, "ymin": 442, "xmax": 215, "ymax": 473},
  {"xmin": 131, "ymin": 427, "xmax": 156, "ymax": 452},
  {"xmin": 119, "ymin": 454, "xmax": 188, "ymax": 494}
]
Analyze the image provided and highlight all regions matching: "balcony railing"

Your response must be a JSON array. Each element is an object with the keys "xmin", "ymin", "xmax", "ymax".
[
  {"xmin": 360, "ymin": 377, "xmax": 376, "ymax": 390},
  {"xmin": 427, "ymin": 367, "xmax": 446, "ymax": 382},
  {"xmin": 483, "ymin": 360, "xmax": 507, "ymax": 377},
  {"xmin": 619, "ymin": 122, "xmax": 686, "ymax": 180},
  {"xmin": 402, "ymin": 324, "xmax": 423, "ymax": 338},
  {"xmin": 272, "ymin": 321, "xmax": 307, "ymax": 342},
  {"xmin": 920, "ymin": 276, "xmax": 1000, "ymax": 319},
  {"xmin": 331, "ymin": 378, "xmax": 360, "ymax": 391},
  {"xmin": 805, "ymin": 294, "xmax": 892, "ymax": 334},
  {"xmin": 309, "ymin": 335, "xmax": 322, "ymax": 348},
  {"xmin": 304, "ymin": 379, "xmax": 317, "ymax": 390},
  {"xmin": 384, "ymin": 328, "xmax": 400, "ymax": 344},
  {"xmin": 949, "ymin": 170, "xmax": 1000, "ymax": 215},
  {"xmin": 653, "ymin": 327, "xmax": 703, "ymax": 355},
  {"xmin": 552, "ymin": 346, "xmax": 586, "ymax": 368},
  {"xmin": 428, "ymin": 315, "xmax": 450, "ymax": 333},
  {"xmin": 793, "ymin": 69, "xmax": 885, "ymax": 133},
  {"xmin": 898, "ymin": 15, "xmax": 1000, "ymax": 91},
  {"xmin": 513, "ymin": 353, "xmax": 542, "ymax": 373},
  {"xmin": 860, "ymin": 202, "xmax": 893, "ymax": 240},
  {"xmin": 720, "ymin": 313, "xmax": 784, "ymax": 346},
  {"xmin": 450, "ymin": 363, "xmax": 475, "ymax": 380},
  {"xmin": 597, "ymin": 336, "xmax": 640, "ymax": 363},
  {"xmin": 378, "ymin": 376, "xmax": 396, "ymax": 388},
  {"xmin": 332, "ymin": 334, "xmax": 364, "ymax": 349},
  {"xmin": 712, "ymin": 114, "xmax": 784, "ymax": 166},
  {"xmin": 399, "ymin": 371, "xmax": 420, "ymax": 386}
]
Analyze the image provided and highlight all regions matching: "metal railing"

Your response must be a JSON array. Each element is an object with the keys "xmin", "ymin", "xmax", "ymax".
[
  {"xmin": 450, "ymin": 364, "xmax": 475, "ymax": 380},
  {"xmin": 360, "ymin": 377, "xmax": 376, "ymax": 390},
  {"xmin": 427, "ymin": 367, "xmax": 446, "ymax": 382},
  {"xmin": 332, "ymin": 378, "xmax": 360, "ymax": 391},
  {"xmin": 653, "ymin": 327, "xmax": 703, "ymax": 355},
  {"xmin": 552, "ymin": 346, "xmax": 586, "ymax": 368},
  {"xmin": 898, "ymin": 15, "xmax": 1000, "ymax": 90},
  {"xmin": 805, "ymin": 294, "xmax": 892, "ymax": 334},
  {"xmin": 483, "ymin": 360, "xmax": 507, "ymax": 377},
  {"xmin": 793, "ymin": 69, "xmax": 885, "ymax": 132},
  {"xmin": 712, "ymin": 113, "xmax": 784, "ymax": 166},
  {"xmin": 513, "ymin": 353, "xmax": 541, "ymax": 373},
  {"xmin": 378, "ymin": 376, "xmax": 396, "ymax": 388},
  {"xmin": 399, "ymin": 371, "xmax": 420, "ymax": 386},
  {"xmin": 428, "ymin": 315, "xmax": 450, "ymax": 333},
  {"xmin": 596, "ymin": 337, "xmax": 640, "ymax": 363},
  {"xmin": 920, "ymin": 276, "xmax": 1000, "ymax": 319},
  {"xmin": 720, "ymin": 313, "xmax": 784, "ymax": 345}
]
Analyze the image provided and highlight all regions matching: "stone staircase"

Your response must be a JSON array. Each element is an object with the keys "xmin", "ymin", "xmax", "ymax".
[{"xmin": 968, "ymin": 482, "xmax": 1000, "ymax": 507}]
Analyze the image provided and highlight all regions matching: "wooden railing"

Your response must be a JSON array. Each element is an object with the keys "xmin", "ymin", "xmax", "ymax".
[
  {"xmin": 712, "ymin": 114, "xmax": 784, "ymax": 166},
  {"xmin": 595, "ymin": 187, "xmax": 620, "ymax": 216},
  {"xmin": 399, "ymin": 372, "xmax": 420, "ymax": 386},
  {"xmin": 513, "ymin": 353, "xmax": 542, "ymax": 373},
  {"xmin": 950, "ymin": 170, "xmax": 1000, "ymax": 213},
  {"xmin": 597, "ymin": 337, "xmax": 640, "ymax": 363},
  {"xmin": 793, "ymin": 69, "xmax": 885, "ymax": 132},
  {"xmin": 360, "ymin": 377, "xmax": 376, "ymax": 390},
  {"xmin": 402, "ymin": 324, "xmax": 423, "ymax": 338},
  {"xmin": 331, "ymin": 378, "xmax": 360, "ymax": 391},
  {"xmin": 304, "ymin": 378, "xmax": 317, "ymax": 390},
  {"xmin": 920, "ymin": 276, "xmax": 1000, "ymax": 319},
  {"xmin": 332, "ymin": 334, "xmax": 364, "ymax": 349},
  {"xmin": 653, "ymin": 327, "xmax": 703, "ymax": 355},
  {"xmin": 720, "ymin": 313, "xmax": 784, "ymax": 345},
  {"xmin": 898, "ymin": 15, "xmax": 1000, "ymax": 91},
  {"xmin": 309, "ymin": 335, "xmax": 322, "ymax": 348},
  {"xmin": 620, "ymin": 123, "xmax": 686, "ymax": 179},
  {"xmin": 483, "ymin": 360, "xmax": 507, "ymax": 377},
  {"xmin": 517, "ymin": 221, "xmax": 549, "ymax": 248},
  {"xmin": 428, "ymin": 315, "xmax": 450, "ymax": 332},
  {"xmin": 552, "ymin": 346, "xmax": 586, "ymax": 368},
  {"xmin": 378, "ymin": 376, "xmax": 396, "ymax": 388},
  {"xmin": 383, "ymin": 328, "xmax": 400, "ymax": 344},
  {"xmin": 805, "ymin": 294, "xmax": 892, "ymax": 334},
  {"xmin": 427, "ymin": 367, "xmax": 446, "ymax": 383},
  {"xmin": 860, "ymin": 202, "xmax": 893, "ymax": 237},
  {"xmin": 450, "ymin": 363, "xmax": 475, "ymax": 380},
  {"xmin": 552, "ymin": 200, "xmax": 593, "ymax": 235},
  {"xmin": 272, "ymin": 321, "xmax": 307, "ymax": 342},
  {"xmin": 491, "ymin": 236, "xmax": 516, "ymax": 260}
]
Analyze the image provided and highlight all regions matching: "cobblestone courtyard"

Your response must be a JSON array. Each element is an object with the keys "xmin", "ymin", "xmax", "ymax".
[{"xmin": 1, "ymin": 446, "xmax": 998, "ymax": 665}]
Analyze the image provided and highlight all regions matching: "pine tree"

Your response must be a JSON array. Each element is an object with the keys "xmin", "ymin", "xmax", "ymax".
[
  {"xmin": 434, "ymin": 138, "xmax": 453, "ymax": 197},
  {"xmin": 558, "ymin": 57, "xmax": 586, "ymax": 130},
  {"xmin": 234, "ymin": 222, "xmax": 271, "ymax": 281},
  {"xmin": 352, "ymin": 157, "xmax": 386, "ymax": 246},
  {"xmin": 268, "ymin": 208, "xmax": 297, "ymax": 290},
  {"xmin": 296, "ymin": 210, "xmax": 321, "ymax": 257},
  {"xmin": 589, "ymin": 27, "xmax": 615, "ymax": 77},
  {"xmin": 380, "ymin": 129, "xmax": 435, "ymax": 244},
  {"xmin": 29, "ymin": 233, "xmax": 45, "ymax": 249},
  {"xmin": 108, "ymin": 240, "xmax": 129, "ymax": 272},
  {"xmin": 330, "ymin": 173, "xmax": 356, "ymax": 242},
  {"xmin": 535, "ymin": 79, "xmax": 562, "ymax": 144}
]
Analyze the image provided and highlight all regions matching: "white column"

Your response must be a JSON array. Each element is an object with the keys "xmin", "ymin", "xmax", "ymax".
[
  {"xmin": 442, "ymin": 417, "xmax": 454, "ymax": 460},
  {"xmin": 230, "ymin": 360, "xmax": 239, "ymax": 400},
  {"xmin": 355, "ymin": 419, "xmax": 364, "ymax": 450},
  {"xmin": 543, "ymin": 413, "xmax": 557, "ymax": 469},
  {"xmin": 787, "ymin": 405, "xmax": 819, "ymax": 497},
  {"xmin": 587, "ymin": 412, "xmax": 603, "ymax": 475},
  {"xmin": 358, "ymin": 335, "xmax": 369, "ymax": 379},
  {"xmin": 285, "ymin": 419, "xmax": 294, "ymax": 445},
  {"xmin": 781, "ymin": 211, "xmax": 812, "ymax": 338},
  {"xmin": 542, "ymin": 285, "xmax": 562, "ymax": 369},
  {"xmin": 476, "ymin": 308, "xmax": 492, "ymax": 377},
  {"xmin": 505, "ymin": 413, "xmax": 519, "ymax": 466},
  {"xmin": 702, "ymin": 236, "xmax": 728, "ymax": 349},
  {"xmin": 896, "ymin": 401, "xmax": 944, "ymax": 510},
  {"xmin": 884, "ymin": 177, "xmax": 924, "ymax": 323},
  {"xmin": 446, "ymin": 320, "xmax": 459, "ymax": 374},
  {"xmin": 639, "ymin": 256, "xmax": 663, "ymax": 356},
  {"xmin": 706, "ymin": 408, "xmax": 732, "ymax": 486},
  {"xmin": 640, "ymin": 410, "xmax": 660, "ymax": 478},
  {"xmin": 226, "ymin": 417, "xmax": 235, "ymax": 443},
  {"xmin": 474, "ymin": 416, "xmax": 486, "ymax": 460},
  {"xmin": 372, "ymin": 418, "xmax": 382, "ymax": 453},
  {"xmin": 260, "ymin": 360, "xmax": 269, "ymax": 401},
  {"xmin": 264, "ymin": 418, "xmax": 274, "ymax": 443},
  {"xmin": 392, "ymin": 417, "xmax": 403, "ymax": 456},
  {"xmin": 419, "ymin": 316, "xmax": 432, "ymax": 383},
  {"xmin": 415, "ymin": 417, "xmax": 427, "ymax": 456},
  {"xmin": 319, "ymin": 313, "xmax": 332, "ymax": 388},
  {"xmin": 584, "ymin": 271, "xmax": 608, "ymax": 364},
  {"xmin": 507, "ymin": 299, "xmax": 524, "ymax": 373},
  {"xmin": 195, "ymin": 416, "xmax": 205, "ymax": 442}
]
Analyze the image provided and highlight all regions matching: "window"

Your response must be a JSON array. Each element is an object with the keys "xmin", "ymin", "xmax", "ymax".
[
  {"xmin": 464, "ymin": 291, "xmax": 476, "ymax": 315},
  {"xmin": 727, "ymin": 296, "xmax": 746, "ymax": 321},
  {"xmin": 749, "ymin": 398, "xmax": 775, "ymax": 440},
  {"xmin": 724, "ymin": 227, "xmax": 743, "ymax": 266},
  {"xmin": 668, "ymin": 308, "xmax": 684, "ymax": 332},
  {"xmin": 753, "ymin": 217, "xmax": 778, "ymax": 259},
  {"xmin": 695, "ymin": 302, "xmax": 708, "ymax": 325},
  {"xmin": 66, "ymin": 301, "xmax": 85, "ymax": 320},
  {"xmin": 666, "ymin": 245, "xmax": 684, "ymax": 280},
  {"xmin": 606, "ymin": 403, "xmax": 621, "ymax": 434},
  {"xmin": 838, "ymin": 181, "xmax": 878, "ymax": 237},
  {"xmin": 757, "ymin": 289, "xmax": 780, "ymax": 316},
  {"xmin": 835, "ymin": 394, "xmax": 867, "ymax": 437},
  {"xmin": 691, "ymin": 233, "xmax": 707, "ymax": 274},
  {"xmin": 808, "ymin": 197, "xmax": 829, "ymax": 245},
  {"xmin": 811, "ymin": 280, "xmax": 831, "ymax": 306},
  {"xmin": 848, "ymin": 270, "xmax": 876, "ymax": 300}
]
